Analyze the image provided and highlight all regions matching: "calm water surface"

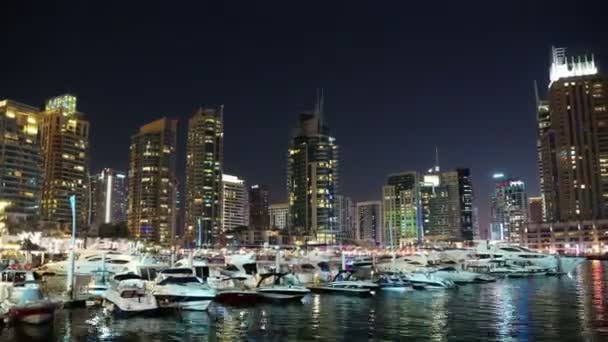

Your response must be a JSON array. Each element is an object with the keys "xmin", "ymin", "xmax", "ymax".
[{"xmin": 1, "ymin": 261, "xmax": 607, "ymax": 341}]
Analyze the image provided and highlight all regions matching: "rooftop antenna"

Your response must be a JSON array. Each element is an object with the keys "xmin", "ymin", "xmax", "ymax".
[
  {"xmin": 315, "ymin": 88, "xmax": 324, "ymax": 132},
  {"xmin": 434, "ymin": 147, "xmax": 440, "ymax": 172},
  {"xmin": 533, "ymin": 80, "xmax": 540, "ymax": 106}
]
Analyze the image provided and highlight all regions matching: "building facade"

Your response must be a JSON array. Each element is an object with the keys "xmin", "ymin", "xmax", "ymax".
[
  {"xmin": 538, "ymin": 47, "xmax": 607, "ymax": 222},
  {"xmin": 528, "ymin": 197, "xmax": 543, "ymax": 224},
  {"xmin": 489, "ymin": 174, "xmax": 528, "ymax": 242},
  {"xmin": 335, "ymin": 195, "xmax": 356, "ymax": 242},
  {"xmin": 0, "ymin": 100, "xmax": 42, "ymax": 222},
  {"xmin": 222, "ymin": 174, "xmax": 248, "ymax": 232},
  {"xmin": 249, "ymin": 184, "xmax": 269, "ymax": 230},
  {"xmin": 356, "ymin": 201, "xmax": 383, "ymax": 246},
  {"xmin": 127, "ymin": 118, "xmax": 177, "ymax": 244},
  {"xmin": 269, "ymin": 203, "xmax": 289, "ymax": 230},
  {"xmin": 287, "ymin": 92, "xmax": 339, "ymax": 243},
  {"xmin": 525, "ymin": 220, "xmax": 608, "ymax": 254},
  {"xmin": 382, "ymin": 172, "xmax": 420, "ymax": 247},
  {"xmin": 40, "ymin": 94, "xmax": 90, "ymax": 229},
  {"xmin": 90, "ymin": 168, "xmax": 127, "ymax": 228},
  {"xmin": 185, "ymin": 106, "xmax": 224, "ymax": 245}
]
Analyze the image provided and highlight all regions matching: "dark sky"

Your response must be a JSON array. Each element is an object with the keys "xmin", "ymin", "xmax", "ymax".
[{"xmin": 1, "ymin": 0, "xmax": 607, "ymax": 231}]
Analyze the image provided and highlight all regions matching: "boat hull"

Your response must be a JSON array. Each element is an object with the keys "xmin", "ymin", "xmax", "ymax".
[
  {"xmin": 307, "ymin": 286, "xmax": 372, "ymax": 296},
  {"xmin": 103, "ymin": 300, "xmax": 159, "ymax": 318},
  {"xmin": 9, "ymin": 302, "xmax": 56, "ymax": 325},
  {"xmin": 215, "ymin": 290, "xmax": 260, "ymax": 305},
  {"xmin": 154, "ymin": 296, "xmax": 213, "ymax": 311},
  {"xmin": 256, "ymin": 290, "xmax": 308, "ymax": 301}
]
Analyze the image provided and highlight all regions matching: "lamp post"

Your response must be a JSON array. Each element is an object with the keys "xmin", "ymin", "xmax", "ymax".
[{"xmin": 67, "ymin": 195, "xmax": 77, "ymax": 300}]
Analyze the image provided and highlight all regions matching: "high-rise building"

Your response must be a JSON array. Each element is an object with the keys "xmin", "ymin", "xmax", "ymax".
[
  {"xmin": 221, "ymin": 174, "xmax": 248, "ymax": 232},
  {"xmin": 538, "ymin": 47, "xmax": 607, "ymax": 222},
  {"xmin": 528, "ymin": 197, "xmax": 543, "ymax": 224},
  {"xmin": 40, "ymin": 94, "xmax": 89, "ymax": 229},
  {"xmin": 185, "ymin": 106, "xmax": 224, "ymax": 245},
  {"xmin": 127, "ymin": 118, "xmax": 177, "ymax": 244},
  {"xmin": 356, "ymin": 201, "xmax": 383, "ymax": 245},
  {"xmin": 287, "ymin": 91, "xmax": 339, "ymax": 243},
  {"xmin": 382, "ymin": 172, "xmax": 420, "ymax": 247},
  {"xmin": 490, "ymin": 174, "xmax": 528, "ymax": 242},
  {"xmin": 472, "ymin": 206, "xmax": 482, "ymax": 240},
  {"xmin": 249, "ymin": 184, "xmax": 269, "ymax": 231},
  {"xmin": 335, "ymin": 195, "xmax": 355, "ymax": 242},
  {"xmin": 90, "ymin": 168, "xmax": 127, "ymax": 228},
  {"xmin": 0, "ymin": 100, "xmax": 42, "ymax": 222},
  {"xmin": 269, "ymin": 203, "xmax": 289, "ymax": 230}
]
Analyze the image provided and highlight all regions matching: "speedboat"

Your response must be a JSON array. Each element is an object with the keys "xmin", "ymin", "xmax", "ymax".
[
  {"xmin": 402, "ymin": 272, "xmax": 456, "ymax": 289},
  {"xmin": 374, "ymin": 273, "xmax": 413, "ymax": 291},
  {"xmin": 152, "ymin": 268, "xmax": 216, "ymax": 311},
  {"xmin": 102, "ymin": 273, "xmax": 158, "ymax": 317},
  {"xmin": 255, "ymin": 273, "xmax": 310, "ymax": 301},
  {"xmin": 214, "ymin": 276, "xmax": 260, "ymax": 305},
  {"xmin": 308, "ymin": 270, "xmax": 376, "ymax": 296},
  {"xmin": 0, "ymin": 269, "xmax": 58, "ymax": 324}
]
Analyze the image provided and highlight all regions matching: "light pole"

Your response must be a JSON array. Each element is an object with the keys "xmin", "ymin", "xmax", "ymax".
[{"xmin": 67, "ymin": 195, "xmax": 77, "ymax": 300}]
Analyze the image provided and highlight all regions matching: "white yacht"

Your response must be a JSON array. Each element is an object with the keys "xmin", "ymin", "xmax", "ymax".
[
  {"xmin": 440, "ymin": 241, "xmax": 586, "ymax": 275},
  {"xmin": 152, "ymin": 268, "xmax": 216, "ymax": 311},
  {"xmin": 402, "ymin": 272, "xmax": 456, "ymax": 289},
  {"xmin": 102, "ymin": 273, "xmax": 158, "ymax": 317},
  {"xmin": 0, "ymin": 269, "xmax": 58, "ymax": 324},
  {"xmin": 36, "ymin": 250, "xmax": 134, "ymax": 276}
]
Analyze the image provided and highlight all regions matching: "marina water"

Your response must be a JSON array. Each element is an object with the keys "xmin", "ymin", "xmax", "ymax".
[{"xmin": 1, "ymin": 261, "xmax": 607, "ymax": 341}]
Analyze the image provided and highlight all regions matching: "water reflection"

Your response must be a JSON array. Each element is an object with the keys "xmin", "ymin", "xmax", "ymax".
[{"xmin": 1, "ymin": 262, "xmax": 608, "ymax": 341}]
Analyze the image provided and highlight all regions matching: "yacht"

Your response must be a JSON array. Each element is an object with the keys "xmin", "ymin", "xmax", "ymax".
[
  {"xmin": 36, "ymin": 250, "xmax": 134, "ymax": 276},
  {"xmin": 214, "ymin": 276, "xmax": 260, "ymax": 305},
  {"xmin": 102, "ymin": 273, "xmax": 158, "ymax": 317},
  {"xmin": 255, "ymin": 272, "xmax": 311, "ymax": 301},
  {"xmin": 432, "ymin": 266, "xmax": 496, "ymax": 284},
  {"xmin": 308, "ymin": 269, "xmax": 376, "ymax": 296},
  {"xmin": 152, "ymin": 268, "xmax": 216, "ymax": 311},
  {"xmin": 374, "ymin": 273, "xmax": 413, "ymax": 291},
  {"xmin": 402, "ymin": 272, "xmax": 456, "ymax": 289},
  {"xmin": 440, "ymin": 241, "xmax": 586, "ymax": 275},
  {"xmin": 0, "ymin": 269, "xmax": 58, "ymax": 324}
]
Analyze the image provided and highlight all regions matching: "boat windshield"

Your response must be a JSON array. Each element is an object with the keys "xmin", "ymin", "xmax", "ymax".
[
  {"xmin": 157, "ymin": 276, "xmax": 200, "ymax": 285},
  {"xmin": 317, "ymin": 262, "xmax": 330, "ymax": 272},
  {"xmin": 243, "ymin": 263, "xmax": 257, "ymax": 275},
  {"xmin": 1, "ymin": 271, "xmax": 27, "ymax": 283}
]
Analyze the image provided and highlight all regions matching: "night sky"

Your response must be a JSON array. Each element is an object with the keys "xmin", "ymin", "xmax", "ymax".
[{"xmin": 2, "ymin": 1, "xmax": 607, "ymax": 231}]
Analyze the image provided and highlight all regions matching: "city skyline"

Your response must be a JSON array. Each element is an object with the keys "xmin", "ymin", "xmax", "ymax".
[{"xmin": 2, "ymin": 1, "xmax": 607, "ymax": 233}]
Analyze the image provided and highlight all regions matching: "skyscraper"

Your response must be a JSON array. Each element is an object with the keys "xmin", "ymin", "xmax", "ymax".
[
  {"xmin": 490, "ymin": 174, "xmax": 528, "ymax": 242},
  {"xmin": 0, "ymin": 100, "xmax": 42, "ymax": 222},
  {"xmin": 528, "ymin": 197, "xmax": 543, "ymax": 224},
  {"xmin": 287, "ymin": 91, "xmax": 339, "ymax": 243},
  {"xmin": 40, "ymin": 94, "xmax": 89, "ymax": 229},
  {"xmin": 90, "ymin": 168, "xmax": 127, "ymax": 228},
  {"xmin": 335, "ymin": 195, "xmax": 355, "ymax": 242},
  {"xmin": 382, "ymin": 172, "xmax": 420, "ymax": 247},
  {"xmin": 185, "ymin": 106, "xmax": 223, "ymax": 244},
  {"xmin": 356, "ymin": 201, "xmax": 383, "ymax": 245},
  {"xmin": 249, "ymin": 184, "xmax": 269, "ymax": 231},
  {"xmin": 221, "ymin": 174, "xmax": 248, "ymax": 232},
  {"xmin": 127, "ymin": 118, "xmax": 177, "ymax": 244},
  {"xmin": 538, "ymin": 47, "xmax": 607, "ymax": 222},
  {"xmin": 269, "ymin": 203, "xmax": 289, "ymax": 230}
]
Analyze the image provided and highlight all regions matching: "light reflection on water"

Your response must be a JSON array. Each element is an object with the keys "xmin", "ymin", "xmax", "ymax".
[{"xmin": 1, "ymin": 261, "xmax": 608, "ymax": 341}]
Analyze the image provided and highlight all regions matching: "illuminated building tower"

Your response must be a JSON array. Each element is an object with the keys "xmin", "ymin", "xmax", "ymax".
[
  {"xmin": 0, "ymin": 100, "xmax": 42, "ymax": 222},
  {"xmin": 287, "ymin": 90, "xmax": 339, "ymax": 243},
  {"xmin": 269, "ymin": 203, "xmax": 289, "ymax": 230},
  {"xmin": 127, "ymin": 118, "xmax": 177, "ymax": 244},
  {"xmin": 335, "ymin": 195, "xmax": 355, "ymax": 242},
  {"xmin": 221, "ymin": 174, "xmax": 248, "ymax": 231},
  {"xmin": 356, "ymin": 201, "xmax": 383, "ymax": 246},
  {"xmin": 185, "ymin": 106, "xmax": 223, "ymax": 245},
  {"xmin": 382, "ymin": 172, "xmax": 420, "ymax": 247},
  {"xmin": 490, "ymin": 174, "xmax": 528, "ymax": 242},
  {"xmin": 528, "ymin": 197, "xmax": 543, "ymax": 224},
  {"xmin": 538, "ymin": 47, "xmax": 607, "ymax": 222},
  {"xmin": 40, "ymin": 94, "xmax": 90, "ymax": 229},
  {"xmin": 91, "ymin": 168, "xmax": 127, "ymax": 228},
  {"xmin": 249, "ymin": 184, "xmax": 269, "ymax": 231}
]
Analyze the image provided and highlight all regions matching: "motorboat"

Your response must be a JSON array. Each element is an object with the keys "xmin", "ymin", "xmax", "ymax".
[
  {"xmin": 214, "ymin": 276, "xmax": 260, "ymax": 306},
  {"xmin": 0, "ymin": 269, "xmax": 58, "ymax": 324},
  {"xmin": 255, "ymin": 272, "xmax": 310, "ymax": 301},
  {"xmin": 307, "ymin": 269, "xmax": 376, "ymax": 296},
  {"xmin": 466, "ymin": 259, "xmax": 537, "ymax": 277},
  {"xmin": 102, "ymin": 273, "xmax": 158, "ymax": 317},
  {"xmin": 432, "ymin": 266, "xmax": 495, "ymax": 284},
  {"xmin": 402, "ymin": 272, "xmax": 456, "ymax": 289},
  {"xmin": 152, "ymin": 268, "xmax": 216, "ymax": 311},
  {"xmin": 374, "ymin": 273, "xmax": 413, "ymax": 291}
]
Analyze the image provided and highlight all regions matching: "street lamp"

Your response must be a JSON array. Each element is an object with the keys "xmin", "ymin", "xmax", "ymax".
[{"xmin": 66, "ymin": 195, "xmax": 77, "ymax": 300}]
